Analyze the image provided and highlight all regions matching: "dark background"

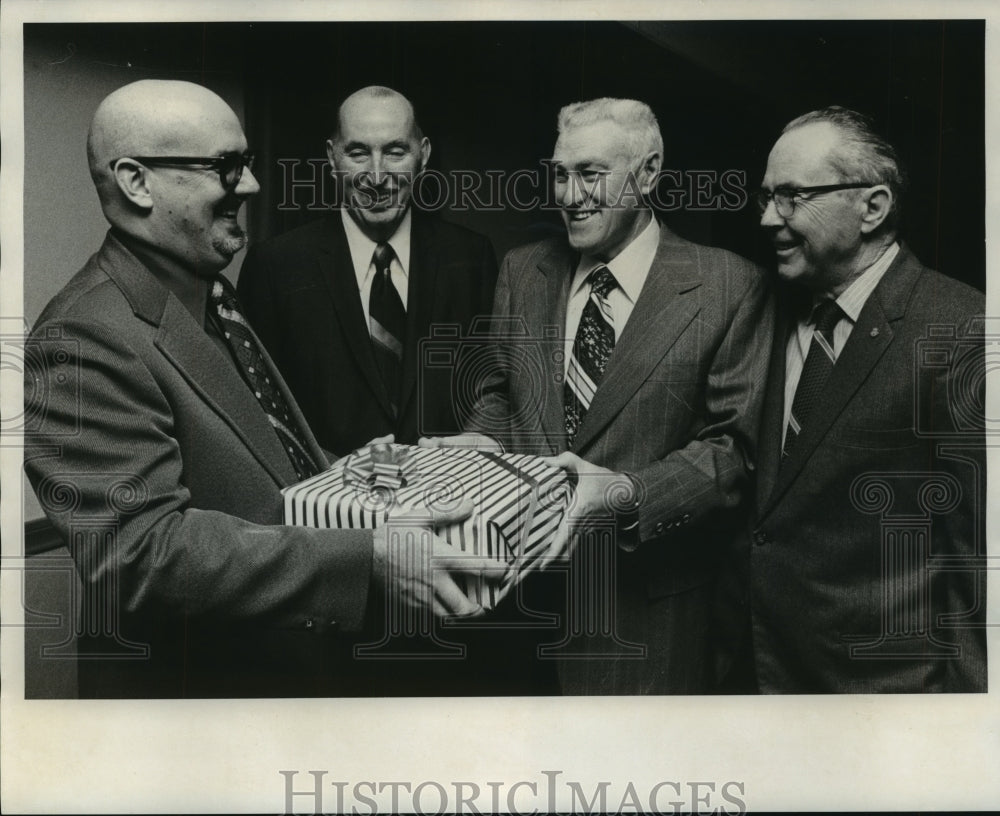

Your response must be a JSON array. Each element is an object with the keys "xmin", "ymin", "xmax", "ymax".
[{"xmin": 27, "ymin": 19, "xmax": 985, "ymax": 290}]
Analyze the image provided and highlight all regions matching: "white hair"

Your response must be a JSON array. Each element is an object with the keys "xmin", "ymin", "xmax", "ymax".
[{"xmin": 557, "ymin": 98, "xmax": 663, "ymax": 162}]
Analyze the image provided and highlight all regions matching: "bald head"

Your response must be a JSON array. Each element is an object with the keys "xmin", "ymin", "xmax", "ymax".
[
  {"xmin": 85, "ymin": 79, "xmax": 257, "ymax": 275},
  {"xmin": 331, "ymin": 86, "xmax": 423, "ymax": 144},
  {"xmin": 87, "ymin": 80, "xmax": 242, "ymax": 202}
]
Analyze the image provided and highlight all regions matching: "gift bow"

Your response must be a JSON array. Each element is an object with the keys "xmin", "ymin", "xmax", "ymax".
[{"xmin": 343, "ymin": 443, "xmax": 420, "ymax": 491}]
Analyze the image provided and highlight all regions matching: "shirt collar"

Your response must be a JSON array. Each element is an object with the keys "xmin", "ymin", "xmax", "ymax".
[
  {"xmin": 112, "ymin": 228, "xmax": 212, "ymax": 328},
  {"xmin": 571, "ymin": 214, "xmax": 660, "ymax": 303},
  {"xmin": 341, "ymin": 206, "xmax": 412, "ymax": 280},
  {"xmin": 826, "ymin": 241, "xmax": 900, "ymax": 323}
]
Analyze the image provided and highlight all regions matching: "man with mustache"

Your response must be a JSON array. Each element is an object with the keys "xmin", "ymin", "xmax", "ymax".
[
  {"xmin": 238, "ymin": 86, "xmax": 497, "ymax": 457},
  {"xmin": 744, "ymin": 106, "xmax": 986, "ymax": 692},
  {"xmin": 23, "ymin": 80, "xmax": 487, "ymax": 698}
]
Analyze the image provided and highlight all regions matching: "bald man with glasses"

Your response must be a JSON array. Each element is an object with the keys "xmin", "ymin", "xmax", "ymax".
[{"xmin": 23, "ymin": 79, "xmax": 488, "ymax": 698}]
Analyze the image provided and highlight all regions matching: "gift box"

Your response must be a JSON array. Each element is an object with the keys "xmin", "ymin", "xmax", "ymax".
[{"xmin": 282, "ymin": 443, "xmax": 572, "ymax": 609}]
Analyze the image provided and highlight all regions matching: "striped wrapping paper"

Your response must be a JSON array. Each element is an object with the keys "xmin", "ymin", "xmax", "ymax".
[{"xmin": 282, "ymin": 444, "xmax": 572, "ymax": 609}]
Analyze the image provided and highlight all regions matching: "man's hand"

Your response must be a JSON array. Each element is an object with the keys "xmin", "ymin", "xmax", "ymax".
[
  {"xmin": 539, "ymin": 452, "xmax": 639, "ymax": 566},
  {"xmin": 417, "ymin": 432, "xmax": 502, "ymax": 452},
  {"xmin": 371, "ymin": 502, "xmax": 496, "ymax": 618},
  {"xmin": 363, "ymin": 433, "xmax": 395, "ymax": 447}
]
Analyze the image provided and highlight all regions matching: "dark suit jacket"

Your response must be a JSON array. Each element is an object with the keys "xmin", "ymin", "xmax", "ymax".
[
  {"xmin": 23, "ymin": 232, "xmax": 374, "ymax": 698},
  {"xmin": 467, "ymin": 224, "xmax": 773, "ymax": 694},
  {"xmin": 747, "ymin": 245, "xmax": 987, "ymax": 693},
  {"xmin": 237, "ymin": 212, "xmax": 498, "ymax": 456}
]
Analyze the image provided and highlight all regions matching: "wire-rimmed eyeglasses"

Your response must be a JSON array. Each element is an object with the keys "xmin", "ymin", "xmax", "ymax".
[{"xmin": 755, "ymin": 183, "xmax": 876, "ymax": 218}]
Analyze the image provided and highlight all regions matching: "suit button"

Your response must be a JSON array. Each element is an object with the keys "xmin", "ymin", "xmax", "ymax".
[
  {"xmin": 682, "ymin": 513, "xmax": 691, "ymax": 523},
  {"xmin": 328, "ymin": 620, "xmax": 338, "ymax": 630},
  {"xmin": 304, "ymin": 619, "xmax": 314, "ymax": 630},
  {"xmin": 753, "ymin": 530, "xmax": 769, "ymax": 546},
  {"xmin": 655, "ymin": 522, "xmax": 664, "ymax": 534}
]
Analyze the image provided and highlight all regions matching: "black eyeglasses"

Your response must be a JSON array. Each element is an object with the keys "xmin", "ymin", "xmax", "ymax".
[
  {"xmin": 109, "ymin": 151, "xmax": 255, "ymax": 192},
  {"xmin": 755, "ymin": 183, "xmax": 876, "ymax": 218}
]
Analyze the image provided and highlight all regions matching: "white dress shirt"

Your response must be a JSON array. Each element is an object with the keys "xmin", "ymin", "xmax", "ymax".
[
  {"xmin": 563, "ymin": 216, "xmax": 660, "ymax": 373},
  {"xmin": 341, "ymin": 207, "xmax": 412, "ymax": 331},
  {"xmin": 782, "ymin": 241, "xmax": 900, "ymax": 442}
]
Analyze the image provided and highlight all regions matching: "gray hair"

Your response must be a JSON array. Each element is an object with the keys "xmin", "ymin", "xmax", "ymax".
[
  {"xmin": 783, "ymin": 106, "xmax": 906, "ymax": 228},
  {"xmin": 557, "ymin": 98, "xmax": 663, "ymax": 163}
]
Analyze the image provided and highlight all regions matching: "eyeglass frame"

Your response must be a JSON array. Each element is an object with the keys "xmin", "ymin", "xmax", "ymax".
[
  {"xmin": 108, "ymin": 151, "xmax": 255, "ymax": 192},
  {"xmin": 755, "ymin": 182, "xmax": 878, "ymax": 218}
]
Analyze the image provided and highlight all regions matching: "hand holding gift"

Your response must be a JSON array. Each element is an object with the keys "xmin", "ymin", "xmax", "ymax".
[
  {"xmin": 540, "ymin": 452, "xmax": 642, "ymax": 564},
  {"xmin": 284, "ymin": 443, "xmax": 573, "ymax": 609},
  {"xmin": 371, "ymin": 501, "xmax": 491, "ymax": 618}
]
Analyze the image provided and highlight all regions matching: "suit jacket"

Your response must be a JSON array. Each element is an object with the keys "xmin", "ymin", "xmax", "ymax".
[
  {"xmin": 747, "ymin": 245, "xmax": 987, "ymax": 693},
  {"xmin": 467, "ymin": 224, "xmax": 773, "ymax": 694},
  {"xmin": 23, "ymin": 231, "xmax": 375, "ymax": 698},
  {"xmin": 237, "ymin": 212, "xmax": 498, "ymax": 456}
]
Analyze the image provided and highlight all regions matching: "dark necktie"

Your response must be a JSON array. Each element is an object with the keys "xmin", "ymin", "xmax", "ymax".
[
  {"xmin": 368, "ymin": 242, "xmax": 406, "ymax": 417},
  {"xmin": 783, "ymin": 298, "xmax": 844, "ymax": 458},
  {"xmin": 564, "ymin": 265, "xmax": 618, "ymax": 445},
  {"xmin": 210, "ymin": 279, "xmax": 321, "ymax": 481}
]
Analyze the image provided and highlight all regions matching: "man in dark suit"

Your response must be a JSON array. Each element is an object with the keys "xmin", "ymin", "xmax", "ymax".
[
  {"xmin": 23, "ymin": 79, "xmax": 486, "ymax": 698},
  {"xmin": 744, "ymin": 106, "xmax": 987, "ymax": 692},
  {"xmin": 237, "ymin": 86, "xmax": 497, "ymax": 457},
  {"xmin": 427, "ymin": 98, "xmax": 773, "ymax": 694}
]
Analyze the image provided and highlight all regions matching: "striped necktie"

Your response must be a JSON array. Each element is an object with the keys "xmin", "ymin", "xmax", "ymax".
[
  {"xmin": 369, "ymin": 242, "xmax": 406, "ymax": 417},
  {"xmin": 210, "ymin": 279, "xmax": 321, "ymax": 481},
  {"xmin": 783, "ymin": 298, "xmax": 844, "ymax": 458},
  {"xmin": 564, "ymin": 265, "xmax": 618, "ymax": 445}
]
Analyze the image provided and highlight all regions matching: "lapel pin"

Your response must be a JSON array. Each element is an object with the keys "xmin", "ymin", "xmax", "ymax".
[{"xmin": 870, "ymin": 327, "xmax": 880, "ymax": 338}]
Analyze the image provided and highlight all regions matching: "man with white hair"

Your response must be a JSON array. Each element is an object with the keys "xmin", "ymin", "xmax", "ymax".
[
  {"xmin": 428, "ymin": 98, "xmax": 773, "ymax": 694},
  {"xmin": 745, "ymin": 106, "xmax": 986, "ymax": 692},
  {"xmin": 23, "ymin": 79, "xmax": 487, "ymax": 698}
]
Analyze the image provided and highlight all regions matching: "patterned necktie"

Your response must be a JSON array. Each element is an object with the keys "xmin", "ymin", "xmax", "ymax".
[
  {"xmin": 368, "ymin": 242, "xmax": 406, "ymax": 417},
  {"xmin": 210, "ymin": 279, "xmax": 321, "ymax": 481},
  {"xmin": 565, "ymin": 265, "xmax": 619, "ymax": 445},
  {"xmin": 783, "ymin": 298, "xmax": 844, "ymax": 458}
]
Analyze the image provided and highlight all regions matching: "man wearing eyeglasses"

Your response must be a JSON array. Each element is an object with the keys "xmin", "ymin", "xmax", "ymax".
[
  {"xmin": 237, "ymin": 86, "xmax": 497, "ymax": 458},
  {"xmin": 427, "ymin": 98, "xmax": 774, "ymax": 694},
  {"xmin": 738, "ymin": 106, "xmax": 987, "ymax": 693},
  {"xmin": 23, "ymin": 79, "xmax": 488, "ymax": 698}
]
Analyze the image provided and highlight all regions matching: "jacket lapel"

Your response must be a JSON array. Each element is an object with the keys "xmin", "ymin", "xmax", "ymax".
[
  {"xmin": 537, "ymin": 247, "xmax": 574, "ymax": 452},
  {"xmin": 571, "ymin": 227, "xmax": 702, "ymax": 453},
  {"xmin": 155, "ymin": 299, "xmax": 301, "ymax": 485},
  {"xmin": 759, "ymin": 246, "xmax": 921, "ymax": 518},
  {"xmin": 398, "ymin": 216, "xmax": 439, "ymax": 419},
  {"xmin": 97, "ymin": 234, "xmax": 299, "ymax": 486},
  {"xmin": 755, "ymin": 293, "xmax": 794, "ymax": 511},
  {"xmin": 317, "ymin": 214, "xmax": 395, "ymax": 418}
]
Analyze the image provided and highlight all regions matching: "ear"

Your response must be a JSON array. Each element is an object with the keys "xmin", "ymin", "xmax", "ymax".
[
  {"xmin": 418, "ymin": 136, "xmax": 431, "ymax": 173},
  {"xmin": 637, "ymin": 149, "xmax": 662, "ymax": 195},
  {"xmin": 111, "ymin": 159, "xmax": 153, "ymax": 211},
  {"xmin": 325, "ymin": 139, "xmax": 338, "ymax": 170},
  {"xmin": 859, "ymin": 184, "xmax": 893, "ymax": 234}
]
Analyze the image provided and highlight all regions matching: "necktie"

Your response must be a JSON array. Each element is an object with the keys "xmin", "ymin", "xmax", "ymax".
[
  {"xmin": 210, "ymin": 279, "xmax": 321, "ymax": 481},
  {"xmin": 368, "ymin": 243, "xmax": 406, "ymax": 417},
  {"xmin": 783, "ymin": 298, "xmax": 844, "ymax": 458},
  {"xmin": 564, "ymin": 265, "xmax": 618, "ymax": 445}
]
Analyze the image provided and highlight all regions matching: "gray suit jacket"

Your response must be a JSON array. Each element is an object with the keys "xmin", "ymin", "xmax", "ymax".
[
  {"xmin": 24, "ymin": 231, "xmax": 374, "ymax": 697},
  {"xmin": 467, "ymin": 223, "xmax": 773, "ymax": 693},
  {"xmin": 747, "ymin": 245, "xmax": 987, "ymax": 692}
]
